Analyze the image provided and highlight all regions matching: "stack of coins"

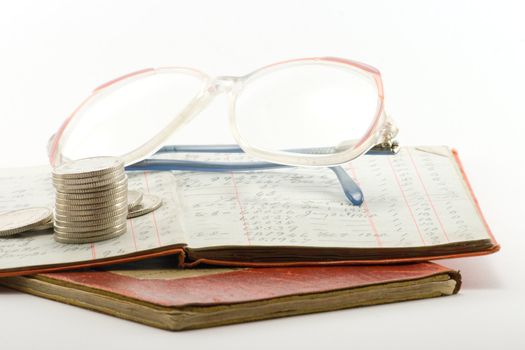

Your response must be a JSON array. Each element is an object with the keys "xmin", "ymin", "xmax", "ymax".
[{"xmin": 52, "ymin": 157, "xmax": 128, "ymax": 244}]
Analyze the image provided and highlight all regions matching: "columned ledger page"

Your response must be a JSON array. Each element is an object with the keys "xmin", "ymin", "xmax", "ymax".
[
  {"xmin": 0, "ymin": 169, "xmax": 185, "ymax": 270},
  {"xmin": 169, "ymin": 146, "xmax": 491, "ymax": 249},
  {"xmin": 0, "ymin": 146, "xmax": 493, "ymax": 271}
]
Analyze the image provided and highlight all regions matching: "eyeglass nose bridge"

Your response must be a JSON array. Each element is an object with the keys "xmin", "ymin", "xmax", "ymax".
[
  {"xmin": 208, "ymin": 76, "xmax": 242, "ymax": 95},
  {"xmin": 172, "ymin": 75, "xmax": 243, "ymax": 138}
]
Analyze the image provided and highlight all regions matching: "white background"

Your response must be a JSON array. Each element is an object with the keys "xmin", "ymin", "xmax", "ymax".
[{"xmin": 0, "ymin": 1, "xmax": 524, "ymax": 349}]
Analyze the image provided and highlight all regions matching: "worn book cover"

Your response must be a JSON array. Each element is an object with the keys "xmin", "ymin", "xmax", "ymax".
[
  {"xmin": 0, "ymin": 147, "xmax": 498, "ymax": 276},
  {"xmin": 0, "ymin": 259, "xmax": 461, "ymax": 330}
]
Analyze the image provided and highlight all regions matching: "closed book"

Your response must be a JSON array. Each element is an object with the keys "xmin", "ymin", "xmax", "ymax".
[{"xmin": 0, "ymin": 259, "xmax": 461, "ymax": 330}]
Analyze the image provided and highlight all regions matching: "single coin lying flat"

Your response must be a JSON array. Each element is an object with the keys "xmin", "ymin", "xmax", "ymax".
[
  {"xmin": 31, "ymin": 218, "xmax": 54, "ymax": 231},
  {"xmin": 127, "ymin": 194, "xmax": 162, "ymax": 219},
  {"xmin": 127, "ymin": 190, "xmax": 143, "ymax": 210},
  {"xmin": 0, "ymin": 207, "xmax": 53, "ymax": 237}
]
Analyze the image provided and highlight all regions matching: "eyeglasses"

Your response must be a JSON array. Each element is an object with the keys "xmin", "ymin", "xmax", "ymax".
[{"xmin": 48, "ymin": 57, "xmax": 399, "ymax": 205}]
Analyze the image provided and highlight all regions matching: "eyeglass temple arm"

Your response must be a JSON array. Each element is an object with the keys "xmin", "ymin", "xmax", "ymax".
[
  {"xmin": 155, "ymin": 144, "xmax": 398, "ymax": 155},
  {"xmin": 125, "ymin": 145, "xmax": 365, "ymax": 206}
]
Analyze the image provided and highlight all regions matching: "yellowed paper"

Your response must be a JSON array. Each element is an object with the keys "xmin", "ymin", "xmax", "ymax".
[
  {"xmin": 0, "ymin": 167, "xmax": 185, "ymax": 270},
  {"xmin": 167, "ymin": 146, "xmax": 491, "ymax": 248}
]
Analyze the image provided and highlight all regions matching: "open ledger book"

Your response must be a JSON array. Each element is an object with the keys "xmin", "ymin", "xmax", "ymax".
[{"xmin": 0, "ymin": 146, "xmax": 498, "ymax": 276}]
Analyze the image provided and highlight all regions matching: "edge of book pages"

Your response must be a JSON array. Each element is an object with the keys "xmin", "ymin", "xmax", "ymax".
[
  {"xmin": 0, "ymin": 147, "xmax": 499, "ymax": 277},
  {"xmin": 0, "ymin": 261, "xmax": 461, "ymax": 331},
  {"xmin": 182, "ymin": 147, "xmax": 499, "ymax": 265}
]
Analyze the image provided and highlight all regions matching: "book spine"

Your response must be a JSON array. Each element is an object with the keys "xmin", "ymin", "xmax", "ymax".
[{"xmin": 0, "ymin": 248, "xmax": 188, "ymax": 278}]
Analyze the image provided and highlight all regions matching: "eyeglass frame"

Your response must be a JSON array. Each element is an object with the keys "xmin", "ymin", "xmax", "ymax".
[{"xmin": 47, "ymin": 57, "xmax": 399, "ymax": 206}]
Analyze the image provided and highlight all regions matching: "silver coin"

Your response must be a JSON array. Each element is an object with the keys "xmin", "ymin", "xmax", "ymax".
[
  {"xmin": 52, "ymin": 169, "xmax": 124, "ymax": 185},
  {"xmin": 55, "ymin": 197, "xmax": 127, "ymax": 209},
  {"xmin": 54, "ymin": 202, "xmax": 128, "ymax": 217},
  {"xmin": 53, "ymin": 173, "xmax": 127, "ymax": 191},
  {"xmin": 55, "ymin": 176, "xmax": 128, "ymax": 194},
  {"xmin": 127, "ymin": 190, "xmax": 143, "ymax": 210},
  {"xmin": 55, "ymin": 194, "xmax": 129, "ymax": 211},
  {"xmin": 30, "ymin": 218, "xmax": 54, "ymax": 231},
  {"xmin": 55, "ymin": 199, "xmax": 128, "ymax": 217},
  {"xmin": 127, "ymin": 194, "xmax": 162, "ymax": 219},
  {"xmin": 54, "ymin": 227, "xmax": 127, "ymax": 244},
  {"xmin": 54, "ymin": 210, "xmax": 127, "ymax": 224},
  {"xmin": 55, "ymin": 187, "xmax": 128, "ymax": 201},
  {"xmin": 54, "ymin": 217, "xmax": 127, "ymax": 233},
  {"xmin": 52, "ymin": 156, "xmax": 124, "ymax": 179},
  {"xmin": 0, "ymin": 207, "xmax": 53, "ymax": 237},
  {"xmin": 54, "ymin": 207, "xmax": 128, "ymax": 222},
  {"xmin": 53, "ymin": 171, "xmax": 125, "ymax": 188},
  {"xmin": 54, "ymin": 218, "xmax": 126, "ymax": 233},
  {"xmin": 54, "ymin": 222, "xmax": 127, "ymax": 238}
]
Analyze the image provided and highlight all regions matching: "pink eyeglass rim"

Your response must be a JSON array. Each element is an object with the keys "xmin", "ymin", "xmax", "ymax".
[
  {"xmin": 48, "ymin": 67, "xmax": 209, "ymax": 166},
  {"xmin": 233, "ymin": 57, "xmax": 385, "ymax": 159},
  {"xmin": 48, "ymin": 56, "xmax": 385, "ymax": 167}
]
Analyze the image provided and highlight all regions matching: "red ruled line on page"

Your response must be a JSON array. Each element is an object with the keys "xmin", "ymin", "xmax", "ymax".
[
  {"xmin": 347, "ymin": 164, "xmax": 383, "ymax": 247},
  {"xmin": 226, "ymin": 155, "xmax": 252, "ymax": 245},
  {"xmin": 407, "ymin": 148, "xmax": 450, "ymax": 243},
  {"xmin": 90, "ymin": 244, "xmax": 96, "ymax": 259},
  {"xmin": 230, "ymin": 173, "xmax": 252, "ymax": 245},
  {"xmin": 129, "ymin": 219, "xmax": 138, "ymax": 251},
  {"xmin": 143, "ymin": 171, "xmax": 161, "ymax": 247},
  {"xmin": 387, "ymin": 157, "xmax": 427, "ymax": 246}
]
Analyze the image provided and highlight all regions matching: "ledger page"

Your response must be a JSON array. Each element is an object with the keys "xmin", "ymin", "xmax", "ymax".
[
  {"xmin": 167, "ymin": 146, "xmax": 492, "ymax": 249},
  {"xmin": 0, "ymin": 167, "xmax": 186, "ymax": 271}
]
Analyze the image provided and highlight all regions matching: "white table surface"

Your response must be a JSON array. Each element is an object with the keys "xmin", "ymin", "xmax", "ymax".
[{"xmin": 0, "ymin": 1, "xmax": 523, "ymax": 349}]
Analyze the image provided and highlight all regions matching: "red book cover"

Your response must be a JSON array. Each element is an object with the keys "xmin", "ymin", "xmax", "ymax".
[{"xmin": 0, "ymin": 260, "xmax": 461, "ymax": 330}]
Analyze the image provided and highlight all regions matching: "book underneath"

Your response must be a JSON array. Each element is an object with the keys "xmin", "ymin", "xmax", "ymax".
[{"xmin": 0, "ymin": 259, "xmax": 461, "ymax": 330}]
